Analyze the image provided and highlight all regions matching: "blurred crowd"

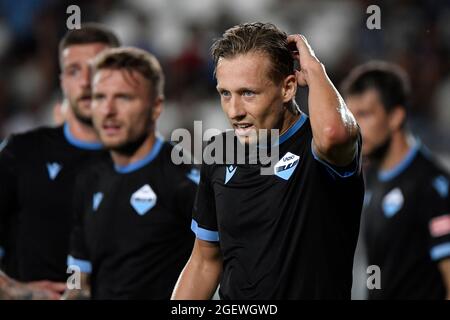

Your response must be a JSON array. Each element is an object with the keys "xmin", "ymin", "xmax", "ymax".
[{"xmin": 0, "ymin": 0, "xmax": 449, "ymax": 159}]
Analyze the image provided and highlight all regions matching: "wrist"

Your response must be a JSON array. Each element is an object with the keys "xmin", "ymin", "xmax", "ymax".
[
  {"xmin": 0, "ymin": 274, "xmax": 21, "ymax": 299},
  {"xmin": 0, "ymin": 271, "xmax": 14, "ymax": 287}
]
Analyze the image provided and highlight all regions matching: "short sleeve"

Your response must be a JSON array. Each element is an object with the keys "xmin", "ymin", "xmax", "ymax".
[
  {"xmin": 191, "ymin": 164, "xmax": 219, "ymax": 242},
  {"xmin": 311, "ymin": 133, "xmax": 362, "ymax": 179},
  {"xmin": 426, "ymin": 174, "xmax": 450, "ymax": 262}
]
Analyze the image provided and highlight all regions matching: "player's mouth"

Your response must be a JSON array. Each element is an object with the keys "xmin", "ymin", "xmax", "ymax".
[
  {"xmin": 102, "ymin": 122, "xmax": 122, "ymax": 136},
  {"xmin": 78, "ymin": 94, "xmax": 92, "ymax": 104},
  {"xmin": 233, "ymin": 123, "xmax": 256, "ymax": 136}
]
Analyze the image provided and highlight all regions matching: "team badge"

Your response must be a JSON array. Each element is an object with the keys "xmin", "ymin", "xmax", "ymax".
[
  {"xmin": 92, "ymin": 192, "xmax": 103, "ymax": 211},
  {"xmin": 274, "ymin": 152, "xmax": 300, "ymax": 180},
  {"xmin": 382, "ymin": 188, "xmax": 404, "ymax": 218},
  {"xmin": 130, "ymin": 184, "xmax": 157, "ymax": 215}
]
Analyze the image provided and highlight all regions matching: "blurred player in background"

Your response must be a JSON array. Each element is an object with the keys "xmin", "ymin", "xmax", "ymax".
[
  {"xmin": 0, "ymin": 24, "xmax": 119, "ymax": 299},
  {"xmin": 63, "ymin": 47, "xmax": 197, "ymax": 300},
  {"xmin": 343, "ymin": 61, "xmax": 450, "ymax": 299},
  {"xmin": 172, "ymin": 22, "xmax": 364, "ymax": 300}
]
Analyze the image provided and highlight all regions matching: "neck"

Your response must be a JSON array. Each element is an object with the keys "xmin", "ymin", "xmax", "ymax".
[
  {"xmin": 379, "ymin": 130, "xmax": 412, "ymax": 172},
  {"xmin": 280, "ymin": 110, "xmax": 300, "ymax": 136},
  {"xmin": 66, "ymin": 117, "xmax": 99, "ymax": 143},
  {"xmin": 111, "ymin": 133, "xmax": 156, "ymax": 167}
]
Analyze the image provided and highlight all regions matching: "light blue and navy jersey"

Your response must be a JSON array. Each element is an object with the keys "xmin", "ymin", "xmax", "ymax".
[
  {"xmin": 68, "ymin": 137, "xmax": 198, "ymax": 299},
  {"xmin": 192, "ymin": 113, "xmax": 365, "ymax": 299},
  {"xmin": 0, "ymin": 124, "xmax": 103, "ymax": 282},
  {"xmin": 363, "ymin": 144, "xmax": 450, "ymax": 299}
]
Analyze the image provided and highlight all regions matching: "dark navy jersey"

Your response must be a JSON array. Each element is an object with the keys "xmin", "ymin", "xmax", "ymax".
[
  {"xmin": 69, "ymin": 137, "xmax": 197, "ymax": 300},
  {"xmin": 363, "ymin": 145, "xmax": 450, "ymax": 299},
  {"xmin": 192, "ymin": 113, "xmax": 365, "ymax": 299},
  {"xmin": 0, "ymin": 124, "xmax": 103, "ymax": 282}
]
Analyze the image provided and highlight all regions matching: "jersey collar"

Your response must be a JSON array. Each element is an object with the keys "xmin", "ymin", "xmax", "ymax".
[
  {"xmin": 63, "ymin": 123, "xmax": 103, "ymax": 150},
  {"xmin": 278, "ymin": 112, "xmax": 308, "ymax": 145},
  {"xmin": 378, "ymin": 142, "xmax": 420, "ymax": 182},
  {"xmin": 114, "ymin": 136, "xmax": 164, "ymax": 174},
  {"xmin": 256, "ymin": 112, "xmax": 308, "ymax": 150}
]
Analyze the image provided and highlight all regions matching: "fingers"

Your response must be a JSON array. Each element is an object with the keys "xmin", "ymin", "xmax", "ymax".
[
  {"xmin": 29, "ymin": 286, "xmax": 63, "ymax": 300},
  {"xmin": 10, "ymin": 281, "xmax": 64, "ymax": 300},
  {"xmin": 287, "ymin": 34, "xmax": 315, "ymax": 58},
  {"xmin": 295, "ymin": 70, "xmax": 308, "ymax": 87},
  {"xmin": 29, "ymin": 280, "xmax": 67, "ymax": 293},
  {"xmin": 34, "ymin": 290, "xmax": 62, "ymax": 300},
  {"xmin": 46, "ymin": 282, "xmax": 67, "ymax": 293}
]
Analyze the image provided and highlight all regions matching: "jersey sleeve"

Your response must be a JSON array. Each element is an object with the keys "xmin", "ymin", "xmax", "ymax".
[
  {"xmin": 191, "ymin": 163, "xmax": 219, "ymax": 242},
  {"xmin": 425, "ymin": 174, "xmax": 450, "ymax": 262},
  {"xmin": 311, "ymin": 132, "xmax": 363, "ymax": 180},
  {"xmin": 67, "ymin": 171, "xmax": 92, "ymax": 274},
  {"xmin": 0, "ymin": 137, "xmax": 19, "ymax": 259}
]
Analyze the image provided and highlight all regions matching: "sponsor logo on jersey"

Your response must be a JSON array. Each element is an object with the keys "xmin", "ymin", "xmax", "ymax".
[
  {"xmin": 92, "ymin": 192, "xmax": 103, "ymax": 211},
  {"xmin": 130, "ymin": 184, "xmax": 157, "ymax": 215},
  {"xmin": 224, "ymin": 165, "xmax": 237, "ymax": 184},
  {"xmin": 433, "ymin": 175, "xmax": 449, "ymax": 198},
  {"xmin": 382, "ymin": 188, "xmax": 404, "ymax": 218},
  {"xmin": 47, "ymin": 162, "xmax": 62, "ymax": 180},
  {"xmin": 274, "ymin": 152, "xmax": 300, "ymax": 180},
  {"xmin": 187, "ymin": 168, "xmax": 200, "ymax": 185}
]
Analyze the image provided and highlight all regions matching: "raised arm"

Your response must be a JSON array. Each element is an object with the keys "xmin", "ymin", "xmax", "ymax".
[{"xmin": 287, "ymin": 34, "xmax": 359, "ymax": 166}]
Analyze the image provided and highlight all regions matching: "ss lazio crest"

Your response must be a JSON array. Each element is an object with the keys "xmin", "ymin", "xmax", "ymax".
[
  {"xmin": 382, "ymin": 188, "xmax": 404, "ymax": 218},
  {"xmin": 130, "ymin": 184, "xmax": 157, "ymax": 215},
  {"xmin": 274, "ymin": 152, "xmax": 300, "ymax": 180}
]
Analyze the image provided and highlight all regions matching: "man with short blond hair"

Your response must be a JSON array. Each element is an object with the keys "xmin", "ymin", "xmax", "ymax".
[
  {"xmin": 65, "ymin": 47, "xmax": 197, "ymax": 299},
  {"xmin": 172, "ymin": 22, "xmax": 364, "ymax": 300}
]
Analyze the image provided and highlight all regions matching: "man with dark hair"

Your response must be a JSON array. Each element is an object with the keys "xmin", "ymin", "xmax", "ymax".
[
  {"xmin": 343, "ymin": 61, "xmax": 450, "ymax": 299},
  {"xmin": 172, "ymin": 22, "xmax": 364, "ymax": 299},
  {"xmin": 63, "ymin": 47, "xmax": 197, "ymax": 300},
  {"xmin": 0, "ymin": 24, "xmax": 119, "ymax": 299},
  {"xmin": 58, "ymin": 24, "xmax": 120, "ymax": 62},
  {"xmin": 58, "ymin": 23, "xmax": 120, "ymax": 127}
]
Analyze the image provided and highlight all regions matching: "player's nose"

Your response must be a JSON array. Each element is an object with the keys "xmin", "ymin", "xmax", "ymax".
[
  {"xmin": 101, "ymin": 97, "xmax": 118, "ymax": 116},
  {"xmin": 79, "ymin": 66, "xmax": 91, "ymax": 89},
  {"xmin": 227, "ymin": 96, "xmax": 246, "ymax": 120}
]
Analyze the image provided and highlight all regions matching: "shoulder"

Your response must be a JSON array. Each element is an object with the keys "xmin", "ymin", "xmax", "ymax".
[
  {"xmin": 412, "ymin": 149, "xmax": 450, "ymax": 199},
  {"xmin": 158, "ymin": 140, "xmax": 200, "ymax": 184},
  {"xmin": 1, "ymin": 126, "xmax": 63, "ymax": 157},
  {"xmin": 10, "ymin": 125, "xmax": 62, "ymax": 144},
  {"xmin": 416, "ymin": 149, "xmax": 448, "ymax": 174}
]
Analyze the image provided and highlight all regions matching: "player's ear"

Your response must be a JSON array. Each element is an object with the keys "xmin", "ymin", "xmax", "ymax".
[
  {"xmin": 282, "ymin": 74, "xmax": 297, "ymax": 103},
  {"xmin": 388, "ymin": 105, "xmax": 406, "ymax": 131},
  {"xmin": 151, "ymin": 95, "xmax": 163, "ymax": 122}
]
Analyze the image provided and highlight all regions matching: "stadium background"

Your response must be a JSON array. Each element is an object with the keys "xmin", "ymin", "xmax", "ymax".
[{"xmin": 0, "ymin": 0, "xmax": 449, "ymax": 299}]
